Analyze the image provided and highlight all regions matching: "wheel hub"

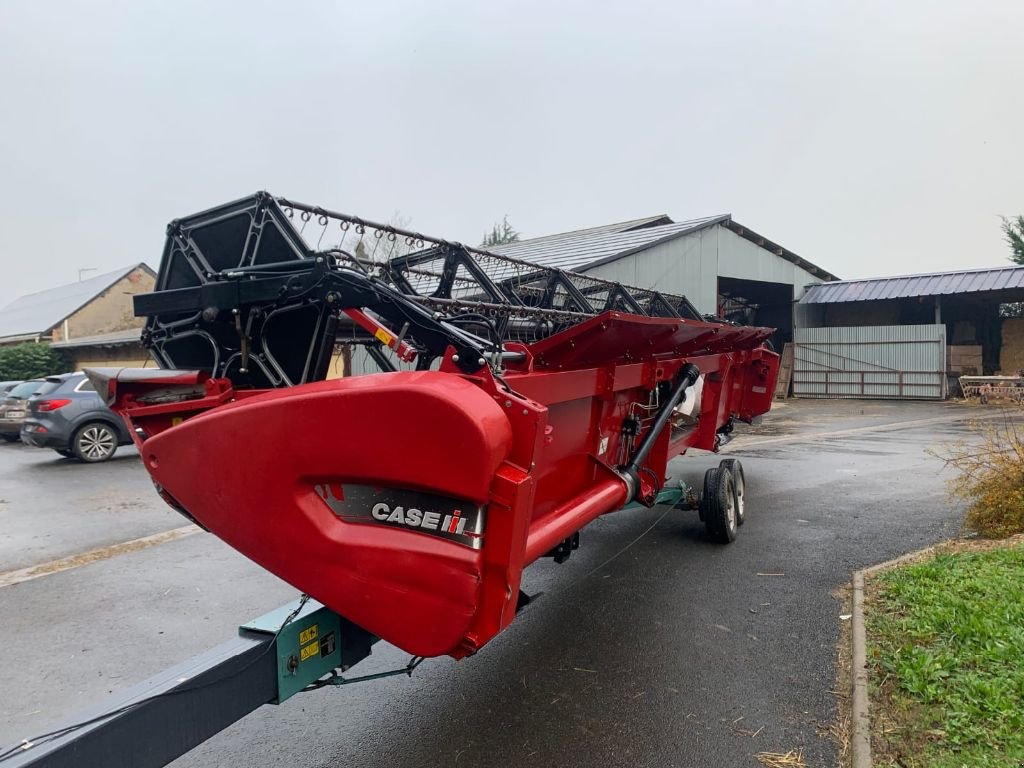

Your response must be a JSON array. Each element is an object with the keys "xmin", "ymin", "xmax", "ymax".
[{"xmin": 80, "ymin": 427, "xmax": 115, "ymax": 459}]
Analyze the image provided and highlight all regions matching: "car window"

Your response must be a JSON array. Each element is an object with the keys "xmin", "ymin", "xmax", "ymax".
[
  {"xmin": 75, "ymin": 378, "xmax": 96, "ymax": 392},
  {"xmin": 7, "ymin": 381, "xmax": 43, "ymax": 399},
  {"xmin": 33, "ymin": 380, "xmax": 64, "ymax": 397}
]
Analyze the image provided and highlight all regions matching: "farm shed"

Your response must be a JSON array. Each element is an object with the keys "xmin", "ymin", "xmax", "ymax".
[{"xmin": 794, "ymin": 266, "xmax": 1024, "ymax": 399}]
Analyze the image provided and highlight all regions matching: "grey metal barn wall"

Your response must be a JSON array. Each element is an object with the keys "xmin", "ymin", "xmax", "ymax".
[
  {"xmin": 793, "ymin": 325, "xmax": 946, "ymax": 400},
  {"xmin": 348, "ymin": 346, "xmax": 374, "ymax": 377},
  {"xmin": 582, "ymin": 225, "xmax": 826, "ymax": 315},
  {"xmin": 581, "ymin": 228, "xmax": 720, "ymax": 312}
]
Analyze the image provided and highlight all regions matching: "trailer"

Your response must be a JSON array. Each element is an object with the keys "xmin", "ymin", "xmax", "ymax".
[
  {"xmin": 1, "ymin": 192, "xmax": 779, "ymax": 766},
  {"xmin": 958, "ymin": 374, "xmax": 1024, "ymax": 404}
]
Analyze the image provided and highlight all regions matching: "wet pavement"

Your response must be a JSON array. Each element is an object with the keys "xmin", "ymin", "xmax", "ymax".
[{"xmin": 0, "ymin": 399, "xmax": 997, "ymax": 767}]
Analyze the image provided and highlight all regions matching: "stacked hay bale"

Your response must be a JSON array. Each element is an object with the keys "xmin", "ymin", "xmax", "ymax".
[
  {"xmin": 999, "ymin": 318, "xmax": 1024, "ymax": 374},
  {"xmin": 948, "ymin": 345, "xmax": 984, "ymax": 376}
]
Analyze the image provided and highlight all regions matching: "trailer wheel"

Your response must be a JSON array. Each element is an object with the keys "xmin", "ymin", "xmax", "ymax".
[
  {"xmin": 698, "ymin": 467, "xmax": 717, "ymax": 522},
  {"xmin": 718, "ymin": 458, "xmax": 745, "ymax": 525},
  {"xmin": 702, "ymin": 467, "xmax": 738, "ymax": 544}
]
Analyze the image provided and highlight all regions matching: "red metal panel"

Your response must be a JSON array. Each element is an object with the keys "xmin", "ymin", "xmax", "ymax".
[
  {"xmin": 527, "ymin": 312, "xmax": 772, "ymax": 369},
  {"xmin": 106, "ymin": 315, "xmax": 780, "ymax": 659}
]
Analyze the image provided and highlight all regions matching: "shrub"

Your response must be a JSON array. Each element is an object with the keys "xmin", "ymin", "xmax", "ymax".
[
  {"xmin": 939, "ymin": 415, "xmax": 1024, "ymax": 538},
  {"xmin": 0, "ymin": 342, "xmax": 69, "ymax": 381}
]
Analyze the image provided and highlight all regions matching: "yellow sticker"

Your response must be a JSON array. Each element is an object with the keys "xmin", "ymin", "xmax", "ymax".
[
  {"xmin": 374, "ymin": 328, "xmax": 393, "ymax": 346},
  {"xmin": 300, "ymin": 641, "xmax": 319, "ymax": 662},
  {"xmin": 171, "ymin": 417, "xmax": 183, "ymax": 426},
  {"xmin": 299, "ymin": 625, "xmax": 318, "ymax": 645}
]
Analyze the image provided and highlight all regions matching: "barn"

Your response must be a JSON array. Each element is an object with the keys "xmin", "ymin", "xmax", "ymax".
[
  {"xmin": 491, "ymin": 214, "xmax": 837, "ymax": 350},
  {"xmin": 0, "ymin": 265, "xmax": 156, "ymax": 370},
  {"xmin": 345, "ymin": 213, "xmax": 835, "ymax": 377},
  {"xmin": 793, "ymin": 266, "xmax": 1024, "ymax": 399}
]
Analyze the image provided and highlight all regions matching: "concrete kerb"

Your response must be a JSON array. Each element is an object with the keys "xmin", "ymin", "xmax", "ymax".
[{"xmin": 849, "ymin": 545, "xmax": 938, "ymax": 768}]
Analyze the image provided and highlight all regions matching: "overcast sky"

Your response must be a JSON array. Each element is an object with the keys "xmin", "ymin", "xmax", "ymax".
[{"xmin": 1, "ymin": 1, "xmax": 1022, "ymax": 306}]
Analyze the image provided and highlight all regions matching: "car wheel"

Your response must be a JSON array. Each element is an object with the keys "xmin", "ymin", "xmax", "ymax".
[
  {"xmin": 54, "ymin": 449, "xmax": 74, "ymax": 458},
  {"xmin": 72, "ymin": 423, "xmax": 118, "ymax": 462},
  {"xmin": 2, "ymin": 434, "xmax": 18, "ymax": 443}
]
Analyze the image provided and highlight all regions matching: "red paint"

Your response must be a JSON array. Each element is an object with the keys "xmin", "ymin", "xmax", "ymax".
[{"xmin": 102, "ymin": 312, "xmax": 779, "ymax": 659}]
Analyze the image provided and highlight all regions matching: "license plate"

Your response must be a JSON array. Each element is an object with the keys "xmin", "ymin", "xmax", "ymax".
[{"xmin": 6, "ymin": 410, "xmax": 24, "ymax": 418}]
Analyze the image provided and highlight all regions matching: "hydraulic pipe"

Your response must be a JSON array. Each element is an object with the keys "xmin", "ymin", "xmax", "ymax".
[
  {"xmin": 622, "ymin": 363, "xmax": 701, "ymax": 481},
  {"xmin": 523, "ymin": 477, "xmax": 629, "ymax": 564}
]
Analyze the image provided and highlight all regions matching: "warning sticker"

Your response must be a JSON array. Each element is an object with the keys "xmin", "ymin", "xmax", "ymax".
[
  {"xmin": 300, "ymin": 642, "xmax": 319, "ymax": 662},
  {"xmin": 299, "ymin": 624, "xmax": 318, "ymax": 645},
  {"xmin": 374, "ymin": 328, "xmax": 393, "ymax": 346}
]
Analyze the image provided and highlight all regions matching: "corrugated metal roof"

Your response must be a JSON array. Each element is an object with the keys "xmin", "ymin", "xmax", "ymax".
[
  {"xmin": 0, "ymin": 265, "xmax": 149, "ymax": 341},
  {"xmin": 799, "ymin": 266, "xmax": 1024, "ymax": 304},
  {"xmin": 490, "ymin": 214, "xmax": 730, "ymax": 272},
  {"xmin": 489, "ymin": 214, "xmax": 838, "ymax": 281},
  {"xmin": 496, "ymin": 214, "xmax": 675, "ymax": 248}
]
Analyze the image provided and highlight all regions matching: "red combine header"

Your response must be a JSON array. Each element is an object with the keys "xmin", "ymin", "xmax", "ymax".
[{"xmin": 92, "ymin": 193, "xmax": 779, "ymax": 660}]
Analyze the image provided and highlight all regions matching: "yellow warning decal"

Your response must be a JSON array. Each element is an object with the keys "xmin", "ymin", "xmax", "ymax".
[
  {"xmin": 300, "ymin": 642, "xmax": 319, "ymax": 662},
  {"xmin": 299, "ymin": 624, "xmax": 318, "ymax": 645},
  {"xmin": 171, "ymin": 417, "xmax": 183, "ymax": 426},
  {"xmin": 374, "ymin": 328, "xmax": 393, "ymax": 346}
]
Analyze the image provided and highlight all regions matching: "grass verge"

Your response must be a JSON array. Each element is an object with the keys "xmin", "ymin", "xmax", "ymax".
[{"xmin": 866, "ymin": 541, "xmax": 1024, "ymax": 767}]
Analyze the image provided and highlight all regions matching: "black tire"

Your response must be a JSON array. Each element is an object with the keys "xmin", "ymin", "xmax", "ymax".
[
  {"xmin": 698, "ymin": 467, "xmax": 717, "ymax": 522},
  {"xmin": 703, "ymin": 467, "xmax": 738, "ymax": 544},
  {"xmin": 1, "ymin": 434, "xmax": 18, "ymax": 443},
  {"xmin": 719, "ymin": 458, "xmax": 745, "ymax": 526},
  {"xmin": 53, "ymin": 449, "xmax": 74, "ymax": 458},
  {"xmin": 71, "ymin": 422, "xmax": 118, "ymax": 463}
]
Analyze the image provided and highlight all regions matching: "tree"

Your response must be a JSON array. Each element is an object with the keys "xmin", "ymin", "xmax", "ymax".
[
  {"xmin": 1001, "ymin": 215, "xmax": 1024, "ymax": 265},
  {"xmin": 0, "ymin": 342, "xmax": 68, "ymax": 380},
  {"xmin": 480, "ymin": 215, "xmax": 520, "ymax": 248}
]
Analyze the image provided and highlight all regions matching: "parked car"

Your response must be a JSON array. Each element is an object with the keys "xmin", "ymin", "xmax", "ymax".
[
  {"xmin": 20, "ymin": 373, "xmax": 133, "ymax": 462},
  {"xmin": 0, "ymin": 381, "xmax": 22, "ymax": 396},
  {"xmin": 0, "ymin": 379, "xmax": 44, "ymax": 441}
]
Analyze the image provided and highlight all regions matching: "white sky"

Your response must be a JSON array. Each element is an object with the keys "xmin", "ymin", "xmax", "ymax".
[{"xmin": 1, "ymin": 0, "xmax": 1022, "ymax": 306}]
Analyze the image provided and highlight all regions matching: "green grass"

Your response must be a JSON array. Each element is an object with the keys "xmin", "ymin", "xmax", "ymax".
[{"xmin": 867, "ymin": 544, "xmax": 1024, "ymax": 768}]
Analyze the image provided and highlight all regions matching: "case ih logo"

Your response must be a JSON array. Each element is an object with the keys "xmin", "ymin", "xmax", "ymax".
[
  {"xmin": 371, "ymin": 503, "xmax": 468, "ymax": 535},
  {"xmin": 314, "ymin": 483, "xmax": 485, "ymax": 550}
]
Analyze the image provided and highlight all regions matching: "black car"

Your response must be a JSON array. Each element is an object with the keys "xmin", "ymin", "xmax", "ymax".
[{"xmin": 20, "ymin": 373, "xmax": 133, "ymax": 462}]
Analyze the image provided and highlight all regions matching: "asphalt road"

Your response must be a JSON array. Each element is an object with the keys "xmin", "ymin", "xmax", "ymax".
[{"xmin": 0, "ymin": 400, "xmax": 986, "ymax": 767}]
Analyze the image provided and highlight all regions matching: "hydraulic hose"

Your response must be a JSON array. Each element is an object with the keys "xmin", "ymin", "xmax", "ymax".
[{"xmin": 620, "ymin": 363, "xmax": 700, "ymax": 497}]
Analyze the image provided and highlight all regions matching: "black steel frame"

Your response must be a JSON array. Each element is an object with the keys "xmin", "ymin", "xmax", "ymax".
[
  {"xmin": 1, "ymin": 617, "xmax": 377, "ymax": 768},
  {"xmin": 138, "ymin": 192, "xmax": 711, "ymax": 383}
]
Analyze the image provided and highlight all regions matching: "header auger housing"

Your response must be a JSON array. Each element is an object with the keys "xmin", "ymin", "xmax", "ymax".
[{"xmin": 96, "ymin": 192, "xmax": 779, "ymax": 659}]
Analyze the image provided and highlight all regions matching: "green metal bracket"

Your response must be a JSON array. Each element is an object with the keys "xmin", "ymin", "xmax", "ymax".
[
  {"xmin": 239, "ymin": 598, "xmax": 342, "ymax": 704},
  {"xmin": 618, "ymin": 479, "xmax": 690, "ymax": 513}
]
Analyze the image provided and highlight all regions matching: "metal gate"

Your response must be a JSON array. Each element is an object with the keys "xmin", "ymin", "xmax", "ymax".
[{"xmin": 792, "ymin": 325, "xmax": 946, "ymax": 399}]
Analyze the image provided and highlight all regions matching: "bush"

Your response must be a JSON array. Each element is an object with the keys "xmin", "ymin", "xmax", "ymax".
[
  {"xmin": 939, "ymin": 416, "xmax": 1024, "ymax": 538},
  {"xmin": 0, "ymin": 342, "xmax": 69, "ymax": 381}
]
